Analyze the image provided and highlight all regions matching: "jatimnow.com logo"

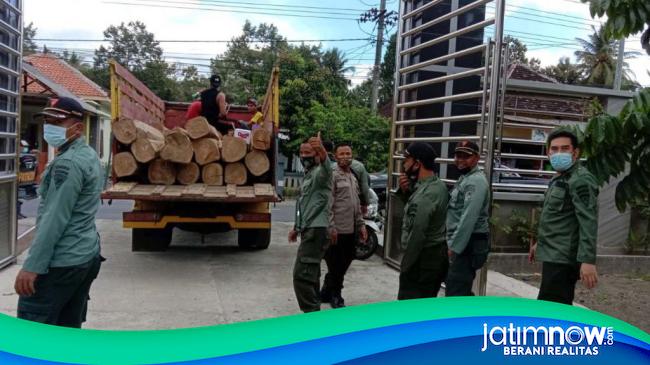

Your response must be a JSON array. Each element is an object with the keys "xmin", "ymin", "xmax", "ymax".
[{"xmin": 481, "ymin": 323, "xmax": 614, "ymax": 356}]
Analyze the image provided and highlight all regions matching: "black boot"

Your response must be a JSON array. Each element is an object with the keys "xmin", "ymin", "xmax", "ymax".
[
  {"xmin": 330, "ymin": 295, "xmax": 345, "ymax": 308},
  {"xmin": 320, "ymin": 287, "xmax": 332, "ymax": 303}
]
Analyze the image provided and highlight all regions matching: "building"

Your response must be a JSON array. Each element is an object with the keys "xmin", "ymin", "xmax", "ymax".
[{"xmin": 21, "ymin": 53, "xmax": 111, "ymax": 166}]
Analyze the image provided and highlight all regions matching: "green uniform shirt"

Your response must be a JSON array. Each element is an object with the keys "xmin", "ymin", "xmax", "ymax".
[
  {"xmin": 295, "ymin": 161, "xmax": 333, "ymax": 231},
  {"xmin": 537, "ymin": 163, "xmax": 599, "ymax": 265},
  {"xmin": 399, "ymin": 175, "xmax": 448, "ymax": 270},
  {"xmin": 350, "ymin": 159, "xmax": 370, "ymax": 206},
  {"xmin": 23, "ymin": 138, "xmax": 103, "ymax": 274},
  {"xmin": 447, "ymin": 167, "xmax": 490, "ymax": 254}
]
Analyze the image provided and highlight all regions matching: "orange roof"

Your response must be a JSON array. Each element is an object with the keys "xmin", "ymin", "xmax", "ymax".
[{"xmin": 24, "ymin": 53, "xmax": 108, "ymax": 100}]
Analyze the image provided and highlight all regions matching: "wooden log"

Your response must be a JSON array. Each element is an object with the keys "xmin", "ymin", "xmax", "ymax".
[
  {"xmin": 251, "ymin": 128, "xmax": 272, "ymax": 151},
  {"xmin": 160, "ymin": 128, "xmax": 193, "ymax": 163},
  {"xmin": 113, "ymin": 152, "xmax": 138, "ymax": 177},
  {"xmin": 148, "ymin": 159, "xmax": 176, "ymax": 185},
  {"xmin": 130, "ymin": 125, "xmax": 165, "ymax": 163},
  {"xmin": 244, "ymin": 150, "xmax": 270, "ymax": 176},
  {"xmin": 224, "ymin": 162, "xmax": 247, "ymax": 185},
  {"xmin": 185, "ymin": 116, "xmax": 222, "ymax": 140},
  {"xmin": 221, "ymin": 135, "xmax": 248, "ymax": 162},
  {"xmin": 177, "ymin": 162, "xmax": 200, "ymax": 185},
  {"xmin": 113, "ymin": 118, "xmax": 137, "ymax": 144},
  {"xmin": 192, "ymin": 138, "xmax": 221, "ymax": 165},
  {"xmin": 202, "ymin": 163, "xmax": 224, "ymax": 186}
]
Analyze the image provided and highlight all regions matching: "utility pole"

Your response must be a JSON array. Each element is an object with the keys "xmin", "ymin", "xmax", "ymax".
[
  {"xmin": 370, "ymin": 0, "xmax": 386, "ymax": 113},
  {"xmin": 613, "ymin": 39, "xmax": 625, "ymax": 90}
]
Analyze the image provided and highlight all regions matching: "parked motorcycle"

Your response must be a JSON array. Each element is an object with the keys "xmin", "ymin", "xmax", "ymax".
[{"xmin": 355, "ymin": 189, "xmax": 383, "ymax": 260}]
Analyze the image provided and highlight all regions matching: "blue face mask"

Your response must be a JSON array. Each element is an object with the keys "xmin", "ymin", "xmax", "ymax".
[
  {"xmin": 550, "ymin": 152, "xmax": 574, "ymax": 172},
  {"xmin": 43, "ymin": 124, "xmax": 69, "ymax": 148}
]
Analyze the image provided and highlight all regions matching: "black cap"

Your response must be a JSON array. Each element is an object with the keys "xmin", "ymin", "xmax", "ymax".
[
  {"xmin": 454, "ymin": 140, "xmax": 480, "ymax": 155},
  {"xmin": 405, "ymin": 142, "xmax": 437, "ymax": 170},
  {"xmin": 210, "ymin": 75, "xmax": 222, "ymax": 87},
  {"xmin": 35, "ymin": 97, "xmax": 85, "ymax": 121}
]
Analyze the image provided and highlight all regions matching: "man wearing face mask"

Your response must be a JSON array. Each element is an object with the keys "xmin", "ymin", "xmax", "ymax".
[
  {"xmin": 446, "ymin": 140, "xmax": 490, "ymax": 296},
  {"xmin": 288, "ymin": 132, "xmax": 333, "ymax": 312},
  {"xmin": 14, "ymin": 97, "xmax": 104, "ymax": 327},
  {"xmin": 397, "ymin": 142, "xmax": 449, "ymax": 299},
  {"xmin": 321, "ymin": 142, "xmax": 368, "ymax": 308},
  {"xmin": 530, "ymin": 129, "xmax": 599, "ymax": 305}
]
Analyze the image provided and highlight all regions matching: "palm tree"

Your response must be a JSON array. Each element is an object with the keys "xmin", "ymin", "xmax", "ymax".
[
  {"xmin": 321, "ymin": 48, "xmax": 355, "ymax": 89},
  {"xmin": 575, "ymin": 26, "xmax": 639, "ymax": 89}
]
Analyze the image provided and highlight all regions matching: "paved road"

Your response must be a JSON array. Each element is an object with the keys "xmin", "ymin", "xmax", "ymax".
[{"xmin": 18, "ymin": 197, "xmax": 297, "ymax": 222}]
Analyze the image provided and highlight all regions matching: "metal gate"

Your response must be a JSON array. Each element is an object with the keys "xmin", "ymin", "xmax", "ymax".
[
  {"xmin": 385, "ymin": 0, "xmax": 507, "ymax": 294},
  {"xmin": 0, "ymin": 0, "xmax": 22, "ymax": 269}
]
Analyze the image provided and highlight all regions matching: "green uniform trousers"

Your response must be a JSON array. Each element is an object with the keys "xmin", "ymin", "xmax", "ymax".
[
  {"xmin": 293, "ymin": 228, "xmax": 329, "ymax": 312},
  {"xmin": 18, "ymin": 255, "xmax": 102, "ymax": 328},
  {"xmin": 398, "ymin": 244, "xmax": 448, "ymax": 300},
  {"xmin": 446, "ymin": 233, "xmax": 489, "ymax": 296},
  {"xmin": 538, "ymin": 262, "xmax": 581, "ymax": 305}
]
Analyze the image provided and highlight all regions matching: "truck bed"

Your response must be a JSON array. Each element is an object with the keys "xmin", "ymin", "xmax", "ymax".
[{"xmin": 102, "ymin": 182, "xmax": 279, "ymax": 203}]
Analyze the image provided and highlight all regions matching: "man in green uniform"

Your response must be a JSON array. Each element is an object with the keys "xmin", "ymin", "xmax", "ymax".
[
  {"xmin": 14, "ymin": 97, "xmax": 104, "ymax": 327},
  {"xmin": 446, "ymin": 140, "xmax": 490, "ymax": 296},
  {"xmin": 288, "ymin": 132, "xmax": 332, "ymax": 312},
  {"xmin": 397, "ymin": 142, "xmax": 449, "ymax": 300},
  {"xmin": 530, "ymin": 129, "xmax": 599, "ymax": 305}
]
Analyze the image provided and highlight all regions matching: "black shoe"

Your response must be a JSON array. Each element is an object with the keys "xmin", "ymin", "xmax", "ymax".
[
  {"xmin": 330, "ymin": 295, "xmax": 346, "ymax": 308},
  {"xmin": 320, "ymin": 289, "xmax": 332, "ymax": 303}
]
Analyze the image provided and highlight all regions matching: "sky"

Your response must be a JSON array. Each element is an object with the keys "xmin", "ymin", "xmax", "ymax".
[{"xmin": 24, "ymin": 0, "xmax": 650, "ymax": 88}]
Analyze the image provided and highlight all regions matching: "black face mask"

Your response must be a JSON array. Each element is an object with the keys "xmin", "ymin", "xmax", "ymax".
[
  {"xmin": 406, "ymin": 162, "xmax": 420, "ymax": 182},
  {"xmin": 458, "ymin": 166, "xmax": 472, "ymax": 175},
  {"xmin": 301, "ymin": 156, "xmax": 316, "ymax": 170}
]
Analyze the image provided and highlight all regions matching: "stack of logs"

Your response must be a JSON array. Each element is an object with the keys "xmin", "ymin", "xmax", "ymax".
[{"xmin": 112, "ymin": 117, "xmax": 272, "ymax": 186}]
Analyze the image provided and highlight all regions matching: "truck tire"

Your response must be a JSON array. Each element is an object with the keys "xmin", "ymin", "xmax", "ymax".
[
  {"xmin": 238, "ymin": 229, "xmax": 271, "ymax": 250},
  {"xmin": 132, "ymin": 227, "xmax": 173, "ymax": 252}
]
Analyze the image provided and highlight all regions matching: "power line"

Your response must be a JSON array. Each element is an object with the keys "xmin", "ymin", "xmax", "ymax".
[
  {"xmin": 103, "ymin": 1, "xmax": 360, "ymax": 21},
  {"xmin": 129, "ymin": 0, "xmax": 363, "ymax": 17},
  {"xmin": 34, "ymin": 37, "xmax": 372, "ymax": 43}
]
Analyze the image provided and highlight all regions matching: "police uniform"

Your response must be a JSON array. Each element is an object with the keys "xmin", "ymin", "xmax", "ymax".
[
  {"xmin": 446, "ymin": 166, "xmax": 490, "ymax": 296},
  {"xmin": 293, "ymin": 160, "xmax": 332, "ymax": 312},
  {"xmin": 536, "ymin": 162, "xmax": 598, "ymax": 304},
  {"xmin": 398, "ymin": 175, "xmax": 449, "ymax": 300},
  {"xmin": 322, "ymin": 165, "xmax": 365, "ymax": 307},
  {"xmin": 18, "ymin": 137, "xmax": 104, "ymax": 327}
]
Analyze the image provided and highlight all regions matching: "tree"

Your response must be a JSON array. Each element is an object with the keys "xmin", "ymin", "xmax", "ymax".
[
  {"xmin": 378, "ymin": 33, "xmax": 396, "ymax": 106},
  {"xmin": 321, "ymin": 47, "xmax": 353, "ymax": 92},
  {"xmin": 504, "ymin": 36, "xmax": 541, "ymax": 70},
  {"xmin": 581, "ymin": 0, "xmax": 650, "ymax": 55},
  {"xmin": 94, "ymin": 21, "xmax": 163, "ymax": 71},
  {"xmin": 574, "ymin": 26, "xmax": 639, "ymax": 89},
  {"xmin": 572, "ymin": 89, "xmax": 650, "ymax": 212},
  {"xmin": 542, "ymin": 57, "xmax": 583, "ymax": 85},
  {"xmin": 23, "ymin": 22, "xmax": 37, "ymax": 55}
]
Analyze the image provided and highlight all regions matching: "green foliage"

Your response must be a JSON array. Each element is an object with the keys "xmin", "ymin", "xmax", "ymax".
[
  {"xmin": 542, "ymin": 57, "xmax": 583, "ymax": 85},
  {"xmin": 23, "ymin": 22, "xmax": 38, "ymax": 56},
  {"xmin": 574, "ymin": 26, "xmax": 639, "ymax": 89},
  {"xmin": 582, "ymin": 0, "xmax": 650, "ymax": 54},
  {"xmin": 572, "ymin": 88, "xmax": 650, "ymax": 212},
  {"xmin": 289, "ymin": 97, "xmax": 390, "ymax": 172},
  {"xmin": 495, "ymin": 208, "xmax": 541, "ymax": 249},
  {"xmin": 504, "ymin": 36, "xmax": 542, "ymax": 70}
]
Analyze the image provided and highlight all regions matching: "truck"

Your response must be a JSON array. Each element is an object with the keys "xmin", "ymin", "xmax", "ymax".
[{"xmin": 102, "ymin": 60, "xmax": 281, "ymax": 252}]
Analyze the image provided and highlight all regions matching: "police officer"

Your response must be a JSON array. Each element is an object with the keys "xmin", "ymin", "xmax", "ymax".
[
  {"xmin": 530, "ymin": 129, "xmax": 599, "ymax": 305},
  {"xmin": 397, "ymin": 142, "xmax": 449, "ymax": 299},
  {"xmin": 288, "ymin": 132, "xmax": 332, "ymax": 312},
  {"xmin": 323, "ymin": 141, "xmax": 371, "ymax": 215},
  {"xmin": 14, "ymin": 97, "xmax": 104, "ymax": 328},
  {"xmin": 321, "ymin": 142, "xmax": 368, "ymax": 308},
  {"xmin": 446, "ymin": 140, "xmax": 490, "ymax": 296}
]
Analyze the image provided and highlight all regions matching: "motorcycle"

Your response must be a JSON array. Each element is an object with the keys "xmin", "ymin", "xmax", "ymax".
[{"xmin": 355, "ymin": 189, "xmax": 384, "ymax": 260}]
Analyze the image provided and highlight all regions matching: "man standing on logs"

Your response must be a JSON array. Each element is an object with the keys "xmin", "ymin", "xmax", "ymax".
[
  {"xmin": 14, "ymin": 97, "xmax": 104, "ymax": 328},
  {"xmin": 288, "ymin": 132, "xmax": 333, "ymax": 313},
  {"xmin": 321, "ymin": 142, "xmax": 368, "ymax": 308},
  {"xmin": 200, "ymin": 75, "xmax": 232, "ymax": 135}
]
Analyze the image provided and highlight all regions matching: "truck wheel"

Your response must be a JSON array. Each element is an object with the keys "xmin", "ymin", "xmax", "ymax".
[
  {"xmin": 132, "ymin": 227, "xmax": 173, "ymax": 252},
  {"xmin": 238, "ymin": 229, "xmax": 271, "ymax": 250}
]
